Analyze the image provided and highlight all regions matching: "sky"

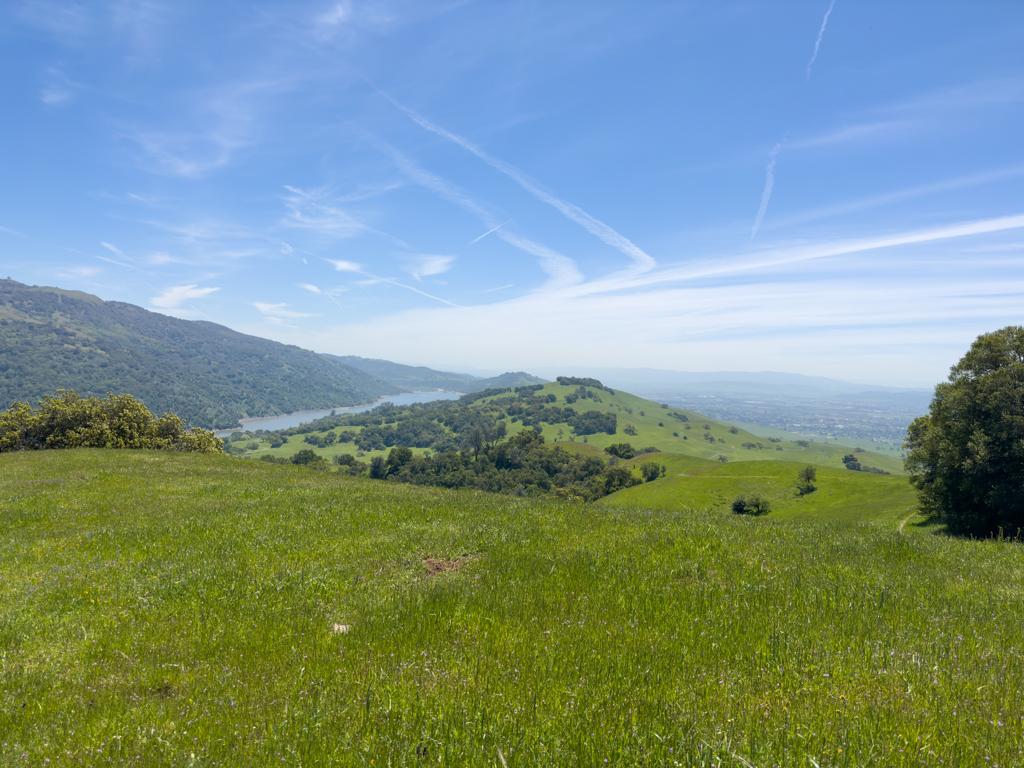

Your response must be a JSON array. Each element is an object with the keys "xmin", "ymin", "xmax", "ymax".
[{"xmin": 2, "ymin": 1, "xmax": 1023, "ymax": 388}]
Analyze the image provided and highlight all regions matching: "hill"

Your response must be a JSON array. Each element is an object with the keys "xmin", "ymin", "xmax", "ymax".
[
  {"xmin": 223, "ymin": 377, "xmax": 906, "ymax": 503},
  {"xmin": 0, "ymin": 279, "xmax": 400, "ymax": 429},
  {"xmin": 233, "ymin": 377, "xmax": 904, "ymax": 472},
  {"xmin": 1, "ymin": 448, "xmax": 1019, "ymax": 765},
  {"xmin": 325, "ymin": 355, "xmax": 547, "ymax": 393},
  {"xmin": 324, "ymin": 354, "xmax": 480, "ymax": 391}
]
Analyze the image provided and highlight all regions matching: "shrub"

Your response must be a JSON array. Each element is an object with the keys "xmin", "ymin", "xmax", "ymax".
[{"xmin": 0, "ymin": 390, "xmax": 221, "ymax": 453}]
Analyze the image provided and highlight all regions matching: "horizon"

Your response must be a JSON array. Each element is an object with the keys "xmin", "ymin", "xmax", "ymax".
[{"xmin": 2, "ymin": 1, "xmax": 1023, "ymax": 389}]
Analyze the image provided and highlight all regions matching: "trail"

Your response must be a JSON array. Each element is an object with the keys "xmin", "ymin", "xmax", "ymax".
[{"xmin": 898, "ymin": 510, "xmax": 918, "ymax": 533}]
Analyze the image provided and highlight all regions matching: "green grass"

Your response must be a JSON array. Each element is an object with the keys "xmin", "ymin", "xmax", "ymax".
[
  {"xmin": 3, "ymin": 449, "xmax": 1022, "ymax": 766},
  {"xmin": 601, "ymin": 458, "xmax": 919, "ymax": 527},
  {"xmin": 235, "ymin": 383, "xmax": 906, "ymax": 476}
]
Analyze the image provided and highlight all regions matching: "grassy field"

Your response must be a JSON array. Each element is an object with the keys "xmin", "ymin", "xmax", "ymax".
[
  {"xmin": 2, "ymin": 449, "xmax": 1023, "ymax": 766},
  {"xmin": 601, "ymin": 456, "xmax": 919, "ymax": 528},
  {"xmin": 237, "ymin": 383, "xmax": 905, "ymax": 476}
]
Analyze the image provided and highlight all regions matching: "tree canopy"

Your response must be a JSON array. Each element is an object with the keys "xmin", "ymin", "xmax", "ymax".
[{"xmin": 904, "ymin": 326, "xmax": 1024, "ymax": 537}]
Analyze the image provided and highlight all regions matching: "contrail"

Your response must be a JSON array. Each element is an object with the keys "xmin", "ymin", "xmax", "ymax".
[
  {"xmin": 806, "ymin": 0, "xmax": 836, "ymax": 80},
  {"xmin": 380, "ymin": 93, "xmax": 656, "ymax": 273},
  {"xmin": 469, "ymin": 219, "xmax": 511, "ymax": 244},
  {"xmin": 751, "ymin": 141, "xmax": 784, "ymax": 240}
]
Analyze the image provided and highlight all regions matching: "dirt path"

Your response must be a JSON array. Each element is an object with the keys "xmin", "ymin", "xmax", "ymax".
[{"xmin": 898, "ymin": 510, "xmax": 918, "ymax": 533}]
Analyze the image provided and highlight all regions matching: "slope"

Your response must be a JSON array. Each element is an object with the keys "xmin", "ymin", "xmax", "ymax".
[
  {"xmin": 231, "ymin": 376, "xmax": 904, "ymax": 477},
  {"xmin": 599, "ymin": 456, "xmax": 917, "ymax": 527},
  {"xmin": 1, "ymin": 449, "xmax": 1020, "ymax": 765},
  {"xmin": 0, "ymin": 279, "xmax": 399, "ymax": 429},
  {"xmin": 326, "ymin": 354, "xmax": 547, "ymax": 393}
]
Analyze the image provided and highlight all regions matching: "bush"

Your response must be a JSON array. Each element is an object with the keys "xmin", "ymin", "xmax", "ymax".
[
  {"xmin": 732, "ymin": 493, "xmax": 771, "ymax": 515},
  {"xmin": 0, "ymin": 390, "xmax": 222, "ymax": 453}
]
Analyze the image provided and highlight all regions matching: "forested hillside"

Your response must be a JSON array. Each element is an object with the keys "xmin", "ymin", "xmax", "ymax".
[
  {"xmin": 326, "ymin": 354, "xmax": 546, "ymax": 393},
  {"xmin": 0, "ymin": 280, "xmax": 399, "ymax": 429}
]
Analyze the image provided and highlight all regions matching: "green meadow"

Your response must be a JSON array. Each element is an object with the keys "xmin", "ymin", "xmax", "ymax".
[
  {"xmin": 602, "ymin": 456, "xmax": 919, "ymax": 527},
  {"xmin": 2, "ymin": 449, "xmax": 1023, "ymax": 766}
]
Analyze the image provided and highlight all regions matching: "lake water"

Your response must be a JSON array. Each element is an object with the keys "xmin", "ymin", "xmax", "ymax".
[{"xmin": 214, "ymin": 390, "xmax": 462, "ymax": 436}]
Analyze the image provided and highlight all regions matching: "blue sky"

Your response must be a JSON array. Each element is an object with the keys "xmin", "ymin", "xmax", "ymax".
[{"xmin": 2, "ymin": 1, "xmax": 1023, "ymax": 387}]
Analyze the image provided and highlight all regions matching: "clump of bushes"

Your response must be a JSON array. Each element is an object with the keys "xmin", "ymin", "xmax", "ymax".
[
  {"xmin": 732, "ymin": 493, "xmax": 771, "ymax": 515},
  {"xmin": 0, "ymin": 390, "xmax": 222, "ymax": 453}
]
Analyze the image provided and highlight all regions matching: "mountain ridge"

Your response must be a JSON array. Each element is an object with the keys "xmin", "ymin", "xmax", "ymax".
[{"xmin": 0, "ymin": 279, "xmax": 400, "ymax": 430}]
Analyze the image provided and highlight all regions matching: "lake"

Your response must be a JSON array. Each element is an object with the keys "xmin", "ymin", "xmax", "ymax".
[{"xmin": 214, "ymin": 391, "xmax": 462, "ymax": 436}]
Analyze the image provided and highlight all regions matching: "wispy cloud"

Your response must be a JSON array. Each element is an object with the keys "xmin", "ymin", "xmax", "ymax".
[
  {"xmin": 100, "ymin": 242, "xmax": 124, "ymax": 256},
  {"xmin": 280, "ymin": 185, "xmax": 410, "ymax": 247},
  {"xmin": 806, "ymin": 0, "xmax": 836, "ymax": 80},
  {"xmin": 751, "ymin": 139, "xmax": 784, "ymax": 240},
  {"xmin": 383, "ymin": 94, "xmax": 656, "ymax": 274},
  {"xmin": 376, "ymin": 140, "xmax": 583, "ymax": 287},
  {"xmin": 150, "ymin": 284, "xmax": 220, "ymax": 308},
  {"xmin": 298, "ymin": 283, "xmax": 322, "ymax": 293},
  {"xmin": 254, "ymin": 302, "xmax": 317, "ymax": 318},
  {"xmin": 788, "ymin": 120, "xmax": 910, "ymax": 150},
  {"xmin": 326, "ymin": 259, "xmax": 363, "ymax": 272},
  {"xmin": 317, "ymin": 2, "xmax": 350, "ymax": 29},
  {"xmin": 469, "ymin": 219, "xmax": 511, "ymax": 244},
  {"xmin": 403, "ymin": 254, "xmax": 455, "ymax": 281},
  {"xmin": 585, "ymin": 212, "xmax": 1024, "ymax": 298},
  {"xmin": 770, "ymin": 164, "xmax": 1024, "ymax": 229},
  {"xmin": 125, "ymin": 79, "xmax": 290, "ymax": 178}
]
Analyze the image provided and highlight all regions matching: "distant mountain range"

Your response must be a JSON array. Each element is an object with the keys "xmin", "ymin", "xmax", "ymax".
[
  {"xmin": 0, "ymin": 280, "xmax": 399, "ymax": 430},
  {"xmin": 1, "ymin": 278, "xmax": 923, "ymax": 435},
  {"xmin": 529, "ymin": 366, "xmax": 931, "ymax": 397},
  {"xmin": 324, "ymin": 355, "xmax": 546, "ymax": 393}
]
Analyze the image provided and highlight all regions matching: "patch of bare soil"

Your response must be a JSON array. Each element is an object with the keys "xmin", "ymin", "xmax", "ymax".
[{"xmin": 422, "ymin": 557, "xmax": 468, "ymax": 577}]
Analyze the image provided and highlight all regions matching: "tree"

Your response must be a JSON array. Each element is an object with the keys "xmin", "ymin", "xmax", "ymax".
[
  {"xmin": 904, "ymin": 326, "xmax": 1024, "ymax": 537},
  {"xmin": 732, "ymin": 493, "xmax": 771, "ymax": 515},
  {"xmin": 638, "ymin": 461, "xmax": 664, "ymax": 482},
  {"xmin": 369, "ymin": 455, "xmax": 387, "ymax": 479},
  {"xmin": 842, "ymin": 453, "xmax": 862, "ymax": 471},
  {"xmin": 796, "ymin": 465, "xmax": 817, "ymax": 495}
]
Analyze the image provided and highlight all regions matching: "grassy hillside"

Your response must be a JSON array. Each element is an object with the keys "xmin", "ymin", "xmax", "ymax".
[
  {"xmin": 0, "ymin": 279, "xmax": 399, "ymax": 429},
  {"xmin": 232, "ymin": 379, "xmax": 904, "ymax": 476},
  {"xmin": 1, "ymin": 449, "xmax": 1021, "ymax": 766},
  {"xmin": 601, "ymin": 456, "xmax": 918, "ymax": 527}
]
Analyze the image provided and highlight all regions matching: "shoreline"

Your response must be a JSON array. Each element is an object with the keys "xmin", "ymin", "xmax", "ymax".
[{"xmin": 214, "ymin": 389, "xmax": 465, "ymax": 435}]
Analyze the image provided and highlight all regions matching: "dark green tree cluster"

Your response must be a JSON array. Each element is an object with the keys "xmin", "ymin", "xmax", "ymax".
[
  {"xmin": 568, "ymin": 410, "xmax": 616, "ymax": 435},
  {"xmin": 556, "ymin": 376, "xmax": 615, "ymax": 394},
  {"xmin": 905, "ymin": 326, "xmax": 1024, "ymax": 537},
  {"xmin": 0, "ymin": 390, "xmax": 222, "ymax": 453},
  {"xmin": 369, "ymin": 430, "xmax": 645, "ymax": 500}
]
